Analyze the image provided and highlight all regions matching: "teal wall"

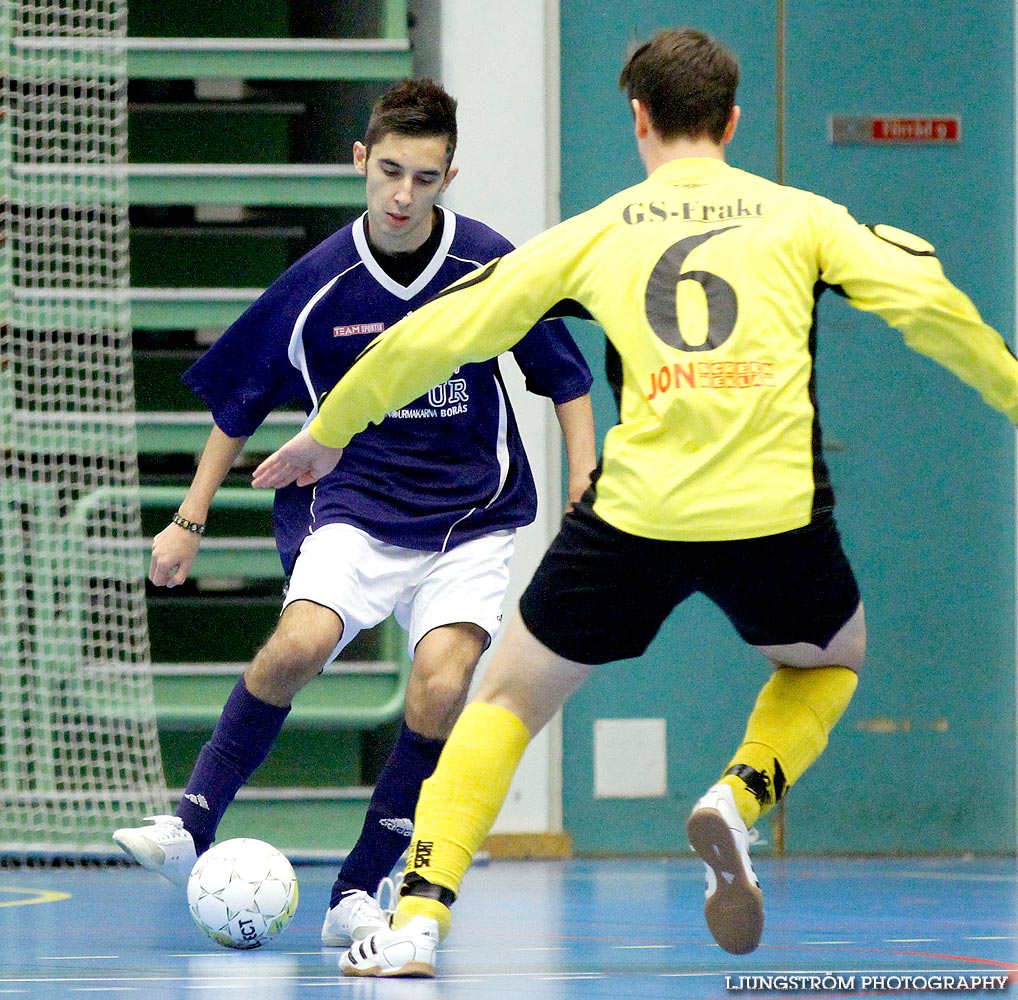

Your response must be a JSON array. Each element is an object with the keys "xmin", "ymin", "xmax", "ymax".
[{"xmin": 559, "ymin": 1, "xmax": 1017, "ymax": 854}]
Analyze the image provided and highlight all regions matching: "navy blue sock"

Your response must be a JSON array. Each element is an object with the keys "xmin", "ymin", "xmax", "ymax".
[
  {"xmin": 176, "ymin": 677, "xmax": 290, "ymax": 855},
  {"xmin": 330, "ymin": 722, "xmax": 445, "ymax": 907}
]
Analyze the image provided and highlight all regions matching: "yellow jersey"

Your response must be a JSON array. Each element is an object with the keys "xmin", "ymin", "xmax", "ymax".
[{"xmin": 311, "ymin": 157, "xmax": 1018, "ymax": 542}]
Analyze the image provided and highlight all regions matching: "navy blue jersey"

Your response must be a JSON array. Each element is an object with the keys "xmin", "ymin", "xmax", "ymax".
[{"xmin": 183, "ymin": 208, "xmax": 593, "ymax": 573}]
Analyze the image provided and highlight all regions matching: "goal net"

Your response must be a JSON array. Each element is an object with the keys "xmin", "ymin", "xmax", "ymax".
[{"xmin": 1, "ymin": 0, "xmax": 169, "ymax": 858}]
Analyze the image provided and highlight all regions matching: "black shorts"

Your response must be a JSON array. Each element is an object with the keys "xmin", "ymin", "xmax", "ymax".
[{"xmin": 519, "ymin": 505, "xmax": 861, "ymax": 665}]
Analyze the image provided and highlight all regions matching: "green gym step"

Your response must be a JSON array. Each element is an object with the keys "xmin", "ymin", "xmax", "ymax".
[
  {"xmin": 9, "ymin": 163, "xmax": 364, "ymax": 207},
  {"xmin": 131, "ymin": 288, "xmax": 259, "ymax": 331},
  {"xmin": 152, "ymin": 660, "xmax": 410, "ymax": 731},
  {"xmin": 129, "ymin": 163, "xmax": 364, "ymax": 206},
  {"xmin": 189, "ymin": 787, "xmax": 375, "ymax": 857},
  {"xmin": 151, "ymin": 535, "xmax": 283, "ymax": 580},
  {"xmin": 66, "ymin": 482, "xmax": 284, "ymax": 578},
  {"xmin": 125, "ymin": 36, "xmax": 412, "ymax": 80},
  {"xmin": 134, "ymin": 410, "xmax": 303, "ymax": 456}
]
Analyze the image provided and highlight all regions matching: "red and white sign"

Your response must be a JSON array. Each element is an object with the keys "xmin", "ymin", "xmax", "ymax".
[
  {"xmin": 829, "ymin": 115, "xmax": 961, "ymax": 145},
  {"xmin": 871, "ymin": 117, "xmax": 959, "ymax": 142}
]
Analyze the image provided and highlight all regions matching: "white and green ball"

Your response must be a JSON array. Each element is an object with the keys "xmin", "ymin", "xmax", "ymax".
[{"xmin": 187, "ymin": 838, "xmax": 299, "ymax": 949}]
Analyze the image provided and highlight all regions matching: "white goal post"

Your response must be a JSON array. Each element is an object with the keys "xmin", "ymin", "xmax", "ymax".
[{"xmin": 0, "ymin": 0, "xmax": 169, "ymax": 858}]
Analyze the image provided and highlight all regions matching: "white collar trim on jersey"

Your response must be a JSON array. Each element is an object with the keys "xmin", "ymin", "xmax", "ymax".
[{"xmin": 352, "ymin": 206, "xmax": 458, "ymax": 301}]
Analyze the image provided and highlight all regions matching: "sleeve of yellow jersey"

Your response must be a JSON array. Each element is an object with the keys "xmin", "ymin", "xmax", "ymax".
[
  {"xmin": 816, "ymin": 202, "xmax": 1018, "ymax": 422},
  {"xmin": 308, "ymin": 222, "xmax": 579, "ymax": 449}
]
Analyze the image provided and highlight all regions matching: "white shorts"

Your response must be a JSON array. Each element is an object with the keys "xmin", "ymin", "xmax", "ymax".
[{"xmin": 282, "ymin": 522, "xmax": 515, "ymax": 666}]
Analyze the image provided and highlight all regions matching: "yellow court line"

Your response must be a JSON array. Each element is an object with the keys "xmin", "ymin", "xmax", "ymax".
[{"xmin": 0, "ymin": 887, "xmax": 71, "ymax": 907}]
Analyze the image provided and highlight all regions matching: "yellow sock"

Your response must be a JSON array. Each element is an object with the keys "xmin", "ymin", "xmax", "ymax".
[
  {"xmin": 394, "ymin": 701, "xmax": 530, "ymax": 933},
  {"xmin": 721, "ymin": 665, "xmax": 858, "ymax": 826},
  {"xmin": 392, "ymin": 895, "xmax": 452, "ymax": 938}
]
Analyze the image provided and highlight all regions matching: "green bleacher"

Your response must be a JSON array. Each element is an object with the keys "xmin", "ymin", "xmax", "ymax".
[{"xmin": 127, "ymin": 0, "xmax": 414, "ymax": 855}]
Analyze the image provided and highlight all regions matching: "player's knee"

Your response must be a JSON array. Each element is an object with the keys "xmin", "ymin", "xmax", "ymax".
[
  {"xmin": 405, "ymin": 667, "xmax": 471, "ymax": 736},
  {"xmin": 408, "ymin": 625, "xmax": 484, "ymax": 714},
  {"xmin": 254, "ymin": 624, "xmax": 335, "ymax": 689},
  {"xmin": 421, "ymin": 668, "xmax": 471, "ymax": 712}
]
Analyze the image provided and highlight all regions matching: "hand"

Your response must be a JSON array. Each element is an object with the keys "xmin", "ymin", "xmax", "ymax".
[
  {"xmin": 251, "ymin": 428, "xmax": 343, "ymax": 488},
  {"xmin": 149, "ymin": 522, "xmax": 202, "ymax": 587}
]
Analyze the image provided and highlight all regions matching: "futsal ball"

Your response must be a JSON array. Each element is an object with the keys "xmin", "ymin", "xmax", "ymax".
[{"xmin": 187, "ymin": 838, "xmax": 299, "ymax": 949}]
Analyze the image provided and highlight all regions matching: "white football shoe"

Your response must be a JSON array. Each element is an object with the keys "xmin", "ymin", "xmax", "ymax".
[
  {"xmin": 321, "ymin": 888, "xmax": 389, "ymax": 947},
  {"xmin": 112, "ymin": 815, "xmax": 197, "ymax": 888},
  {"xmin": 339, "ymin": 915, "xmax": 439, "ymax": 978},
  {"xmin": 686, "ymin": 783, "xmax": 764, "ymax": 955}
]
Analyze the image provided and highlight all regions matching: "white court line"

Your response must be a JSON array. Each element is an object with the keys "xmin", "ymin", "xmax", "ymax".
[
  {"xmin": 171, "ymin": 954, "xmax": 239, "ymax": 958},
  {"xmin": 0, "ymin": 978, "xmax": 335, "ymax": 987},
  {"xmin": 179, "ymin": 986, "xmax": 252, "ymax": 992},
  {"xmin": 38, "ymin": 957, "xmax": 119, "ymax": 961},
  {"xmin": 659, "ymin": 971, "xmax": 761, "ymax": 979},
  {"xmin": 882, "ymin": 871, "xmax": 1018, "ymax": 884}
]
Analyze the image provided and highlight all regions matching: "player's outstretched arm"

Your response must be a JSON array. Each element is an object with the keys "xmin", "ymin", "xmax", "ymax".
[
  {"xmin": 150, "ymin": 424, "xmax": 246, "ymax": 588},
  {"xmin": 251, "ymin": 427, "xmax": 343, "ymax": 488}
]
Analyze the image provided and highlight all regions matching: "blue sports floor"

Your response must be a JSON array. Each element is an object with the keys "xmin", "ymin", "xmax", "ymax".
[{"xmin": 1, "ymin": 856, "xmax": 1016, "ymax": 998}]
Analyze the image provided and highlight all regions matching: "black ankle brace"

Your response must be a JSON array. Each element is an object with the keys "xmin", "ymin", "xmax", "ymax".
[
  {"xmin": 725, "ymin": 760, "xmax": 787, "ymax": 805},
  {"xmin": 401, "ymin": 870, "xmax": 457, "ymax": 908}
]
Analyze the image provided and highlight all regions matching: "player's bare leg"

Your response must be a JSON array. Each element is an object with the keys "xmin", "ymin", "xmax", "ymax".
[
  {"xmin": 475, "ymin": 612, "xmax": 596, "ymax": 733},
  {"xmin": 245, "ymin": 599, "xmax": 344, "ymax": 706}
]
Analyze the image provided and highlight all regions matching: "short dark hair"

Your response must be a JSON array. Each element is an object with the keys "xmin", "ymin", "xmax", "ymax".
[
  {"xmin": 363, "ymin": 78, "xmax": 458, "ymax": 166},
  {"xmin": 618, "ymin": 28, "xmax": 739, "ymax": 144}
]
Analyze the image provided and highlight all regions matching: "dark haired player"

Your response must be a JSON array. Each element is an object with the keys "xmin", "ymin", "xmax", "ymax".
[{"xmin": 113, "ymin": 77, "xmax": 595, "ymax": 947}]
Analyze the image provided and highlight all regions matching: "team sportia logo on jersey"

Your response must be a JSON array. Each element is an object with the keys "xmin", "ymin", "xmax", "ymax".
[{"xmin": 333, "ymin": 322, "xmax": 385, "ymax": 337}]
